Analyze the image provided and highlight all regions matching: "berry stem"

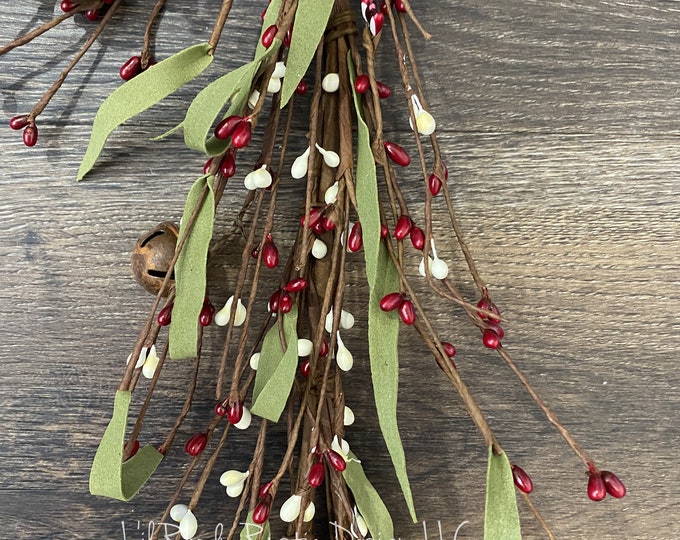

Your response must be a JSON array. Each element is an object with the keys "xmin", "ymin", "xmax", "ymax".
[
  {"xmin": 208, "ymin": 0, "xmax": 235, "ymax": 54},
  {"xmin": 0, "ymin": 2, "xmax": 99, "ymax": 56},
  {"xmin": 519, "ymin": 491, "xmax": 557, "ymax": 540},
  {"xmin": 28, "ymin": 0, "xmax": 123, "ymax": 123},
  {"xmin": 141, "ymin": 0, "xmax": 166, "ymax": 69},
  {"xmin": 496, "ymin": 346, "xmax": 595, "ymax": 469}
]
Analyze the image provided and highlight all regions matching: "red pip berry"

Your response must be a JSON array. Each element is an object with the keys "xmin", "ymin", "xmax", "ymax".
[
  {"xmin": 428, "ymin": 173, "xmax": 443, "ymax": 196},
  {"xmin": 398, "ymin": 299, "xmax": 416, "ymax": 325},
  {"xmin": 252, "ymin": 501, "xmax": 271, "ymax": 524},
  {"xmin": 369, "ymin": 12, "xmax": 384, "ymax": 35},
  {"xmin": 123, "ymin": 440, "xmax": 140, "ymax": 461},
  {"xmin": 203, "ymin": 157, "xmax": 214, "ymax": 175},
  {"xmin": 258, "ymin": 481, "xmax": 273, "ymax": 500},
  {"xmin": 184, "ymin": 432, "xmax": 208, "ymax": 456},
  {"xmin": 477, "ymin": 295, "xmax": 501, "ymax": 322},
  {"xmin": 410, "ymin": 226, "xmax": 425, "ymax": 250},
  {"xmin": 587, "ymin": 471, "xmax": 607, "ymax": 501},
  {"xmin": 262, "ymin": 236, "xmax": 279, "ymax": 269},
  {"xmin": 319, "ymin": 337, "xmax": 329, "ymax": 357},
  {"xmin": 384, "ymin": 141, "xmax": 410, "ymax": 166},
  {"xmin": 602, "ymin": 471, "xmax": 627, "ymax": 499},
  {"xmin": 300, "ymin": 207, "xmax": 323, "ymax": 230},
  {"xmin": 198, "ymin": 299, "xmax": 214, "ymax": 327},
  {"xmin": 441, "ymin": 341, "xmax": 457, "ymax": 358},
  {"xmin": 231, "ymin": 120, "xmax": 252, "ymax": 149},
  {"xmin": 219, "ymin": 149, "xmax": 236, "ymax": 178},
  {"xmin": 376, "ymin": 81, "xmax": 391, "ymax": 99},
  {"xmin": 300, "ymin": 358, "xmax": 310, "ymax": 378},
  {"xmin": 284, "ymin": 26, "xmax": 293, "ymax": 47},
  {"xmin": 321, "ymin": 215, "xmax": 336, "ymax": 231},
  {"xmin": 486, "ymin": 322, "xmax": 505, "ymax": 340},
  {"xmin": 482, "ymin": 328, "xmax": 501, "ymax": 349},
  {"xmin": 380, "ymin": 224, "xmax": 389, "ymax": 239},
  {"xmin": 380, "ymin": 292, "xmax": 404, "ymax": 312},
  {"xmin": 22, "ymin": 124, "xmax": 38, "ymax": 147},
  {"xmin": 9, "ymin": 115, "xmax": 29, "ymax": 130},
  {"xmin": 227, "ymin": 400, "xmax": 244, "ymax": 424},
  {"xmin": 60, "ymin": 0, "xmax": 77, "ymax": 12},
  {"xmin": 395, "ymin": 0, "xmax": 408, "ymax": 12},
  {"xmin": 394, "ymin": 214, "xmax": 414, "ymax": 240},
  {"xmin": 157, "ymin": 303, "xmax": 173, "ymax": 326},
  {"xmin": 215, "ymin": 115, "xmax": 243, "ymax": 140},
  {"xmin": 279, "ymin": 291, "xmax": 293, "ymax": 313},
  {"xmin": 354, "ymin": 74, "xmax": 370, "ymax": 94},
  {"xmin": 325, "ymin": 449, "xmax": 347, "ymax": 472},
  {"xmin": 347, "ymin": 221, "xmax": 363, "ymax": 252},
  {"xmin": 119, "ymin": 56, "xmax": 142, "ymax": 81},
  {"xmin": 85, "ymin": 9, "xmax": 99, "ymax": 21},
  {"xmin": 269, "ymin": 289, "xmax": 282, "ymax": 312},
  {"xmin": 511, "ymin": 465, "xmax": 534, "ymax": 494},
  {"xmin": 285, "ymin": 278, "xmax": 308, "ymax": 292},
  {"xmin": 308, "ymin": 461, "xmax": 325, "ymax": 487},
  {"xmin": 261, "ymin": 24, "xmax": 278, "ymax": 48},
  {"xmin": 295, "ymin": 80, "xmax": 308, "ymax": 95},
  {"xmin": 214, "ymin": 401, "xmax": 227, "ymax": 416}
]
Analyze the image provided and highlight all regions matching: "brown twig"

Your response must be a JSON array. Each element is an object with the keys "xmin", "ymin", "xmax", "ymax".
[{"xmin": 28, "ymin": 0, "xmax": 123, "ymax": 122}]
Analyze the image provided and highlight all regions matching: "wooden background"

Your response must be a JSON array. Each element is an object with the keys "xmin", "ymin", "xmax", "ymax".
[{"xmin": 1, "ymin": 1, "xmax": 678, "ymax": 539}]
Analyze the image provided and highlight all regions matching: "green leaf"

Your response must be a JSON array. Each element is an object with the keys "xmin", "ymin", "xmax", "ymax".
[
  {"xmin": 183, "ymin": 41, "xmax": 281, "ymax": 156},
  {"xmin": 279, "ymin": 0, "xmax": 334, "ymax": 107},
  {"xmin": 77, "ymin": 43, "xmax": 213, "ymax": 180},
  {"xmin": 89, "ymin": 391, "xmax": 164, "ymax": 501},
  {"xmin": 343, "ymin": 451, "xmax": 395, "ymax": 540},
  {"xmin": 239, "ymin": 511, "xmax": 270, "ymax": 540},
  {"xmin": 251, "ymin": 305, "xmax": 299, "ymax": 422},
  {"xmin": 168, "ymin": 175, "xmax": 215, "ymax": 360},
  {"xmin": 349, "ymin": 54, "xmax": 417, "ymax": 522},
  {"xmin": 484, "ymin": 446, "xmax": 523, "ymax": 540}
]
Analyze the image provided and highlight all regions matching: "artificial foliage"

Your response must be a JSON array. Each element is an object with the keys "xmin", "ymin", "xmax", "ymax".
[{"xmin": 2, "ymin": 1, "xmax": 627, "ymax": 538}]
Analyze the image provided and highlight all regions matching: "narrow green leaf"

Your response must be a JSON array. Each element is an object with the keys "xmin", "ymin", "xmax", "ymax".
[
  {"xmin": 168, "ymin": 175, "xmax": 215, "ymax": 360},
  {"xmin": 77, "ymin": 43, "xmax": 213, "ymax": 180},
  {"xmin": 349, "ymin": 54, "xmax": 417, "ymax": 522},
  {"xmin": 251, "ymin": 305, "xmax": 299, "ymax": 422},
  {"xmin": 89, "ymin": 391, "xmax": 163, "ymax": 501},
  {"xmin": 343, "ymin": 451, "xmax": 394, "ymax": 540},
  {"xmin": 183, "ymin": 41, "xmax": 281, "ymax": 156},
  {"xmin": 484, "ymin": 446, "xmax": 523, "ymax": 540},
  {"xmin": 239, "ymin": 511, "xmax": 270, "ymax": 540},
  {"xmin": 279, "ymin": 0, "xmax": 334, "ymax": 107}
]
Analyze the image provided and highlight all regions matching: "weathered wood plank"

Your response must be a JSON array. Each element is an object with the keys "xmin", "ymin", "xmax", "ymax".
[{"xmin": 0, "ymin": 1, "xmax": 678, "ymax": 539}]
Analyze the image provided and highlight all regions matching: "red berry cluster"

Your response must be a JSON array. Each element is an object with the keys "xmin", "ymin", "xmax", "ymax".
[
  {"xmin": 361, "ymin": 1, "xmax": 385, "ymax": 36},
  {"xmin": 477, "ymin": 291, "xmax": 504, "ymax": 349},
  {"xmin": 379, "ymin": 292, "xmax": 416, "ymax": 325},
  {"xmin": 268, "ymin": 277, "xmax": 308, "ymax": 315},
  {"xmin": 213, "ymin": 115, "xmax": 252, "ymax": 149},
  {"xmin": 9, "ymin": 115, "xmax": 38, "ymax": 147},
  {"xmin": 300, "ymin": 337, "xmax": 328, "ymax": 379},
  {"xmin": 214, "ymin": 398, "xmax": 244, "ymax": 425},
  {"xmin": 60, "ymin": 0, "xmax": 114, "ymax": 20},
  {"xmin": 156, "ymin": 296, "xmax": 214, "ymax": 327},
  {"xmin": 587, "ymin": 469, "xmax": 626, "ymax": 501},
  {"xmin": 353, "ymin": 74, "xmax": 391, "ymax": 99},
  {"xmin": 252, "ymin": 482, "xmax": 273, "ymax": 524}
]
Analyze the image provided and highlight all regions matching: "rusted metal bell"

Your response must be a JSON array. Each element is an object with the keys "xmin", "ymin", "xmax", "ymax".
[{"xmin": 131, "ymin": 221, "xmax": 179, "ymax": 296}]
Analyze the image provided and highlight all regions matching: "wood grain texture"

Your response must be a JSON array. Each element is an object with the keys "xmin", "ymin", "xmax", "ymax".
[{"xmin": 1, "ymin": 1, "xmax": 678, "ymax": 539}]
